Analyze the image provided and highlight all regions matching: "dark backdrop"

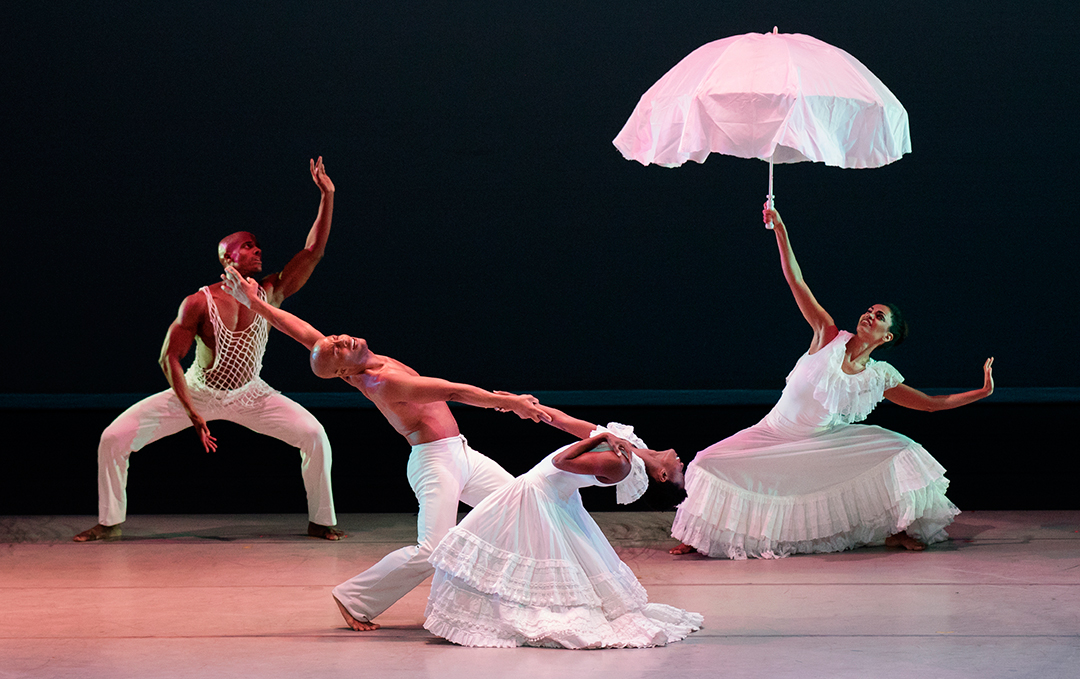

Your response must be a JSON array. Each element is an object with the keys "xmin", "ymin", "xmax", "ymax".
[{"xmin": 3, "ymin": 2, "xmax": 1077, "ymax": 514}]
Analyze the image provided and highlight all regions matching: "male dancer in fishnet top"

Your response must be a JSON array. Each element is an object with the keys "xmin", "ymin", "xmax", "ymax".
[{"xmin": 74, "ymin": 157, "xmax": 344, "ymax": 541}]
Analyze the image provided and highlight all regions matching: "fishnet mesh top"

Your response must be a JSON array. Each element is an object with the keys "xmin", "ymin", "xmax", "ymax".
[{"xmin": 184, "ymin": 286, "xmax": 278, "ymax": 407}]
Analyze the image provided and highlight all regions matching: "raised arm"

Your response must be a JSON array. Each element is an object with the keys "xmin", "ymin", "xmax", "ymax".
[
  {"xmin": 884, "ymin": 358, "xmax": 995, "ymax": 412},
  {"xmin": 266, "ymin": 157, "xmax": 336, "ymax": 305},
  {"xmin": 223, "ymin": 266, "xmax": 325, "ymax": 350},
  {"xmin": 158, "ymin": 295, "xmax": 217, "ymax": 453},
  {"xmin": 765, "ymin": 205, "xmax": 837, "ymax": 350}
]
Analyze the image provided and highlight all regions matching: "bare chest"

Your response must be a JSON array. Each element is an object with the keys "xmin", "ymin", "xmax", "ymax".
[
  {"xmin": 194, "ymin": 288, "xmax": 262, "ymax": 358},
  {"xmin": 346, "ymin": 368, "xmax": 454, "ymax": 437}
]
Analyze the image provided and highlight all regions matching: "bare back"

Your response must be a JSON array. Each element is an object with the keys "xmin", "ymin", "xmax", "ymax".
[{"xmin": 343, "ymin": 356, "xmax": 461, "ymax": 445}]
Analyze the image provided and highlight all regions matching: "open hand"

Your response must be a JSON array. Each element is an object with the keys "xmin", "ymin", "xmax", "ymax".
[
  {"xmin": 603, "ymin": 433, "xmax": 634, "ymax": 459},
  {"xmin": 982, "ymin": 357, "xmax": 994, "ymax": 395},
  {"xmin": 310, "ymin": 156, "xmax": 335, "ymax": 194},
  {"xmin": 191, "ymin": 414, "xmax": 218, "ymax": 453},
  {"xmin": 222, "ymin": 266, "xmax": 258, "ymax": 308}
]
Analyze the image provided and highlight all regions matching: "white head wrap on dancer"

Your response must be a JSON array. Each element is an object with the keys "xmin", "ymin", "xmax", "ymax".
[{"xmin": 589, "ymin": 422, "xmax": 649, "ymax": 505}]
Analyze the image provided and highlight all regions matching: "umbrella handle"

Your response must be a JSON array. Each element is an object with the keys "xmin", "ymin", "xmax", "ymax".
[{"xmin": 765, "ymin": 155, "xmax": 775, "ymax": 229}]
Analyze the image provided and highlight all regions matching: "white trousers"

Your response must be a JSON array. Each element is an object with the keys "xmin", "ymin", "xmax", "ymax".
[
  {"xmin": 332, "ymin": 435, "xmax": 513, "ymax": 622},
  {"xmin": 96, "ymin": 388, "xmax": 335, "ymax": 526}
]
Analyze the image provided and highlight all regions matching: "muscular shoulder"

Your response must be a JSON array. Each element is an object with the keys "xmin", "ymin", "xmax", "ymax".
[
  {"xmin": 175, "ymin": 290, "xmax": 210, "ymax": 328},
  {"xmin": 259, "ymin": 273, "xmax": 284, "ymax": 308},
  {"xmin": 354, "ymin": 367, "xmax": 406, "ymax": 399},
  {"xmin": 343, "ymin": 369, "xmax": 391, "ymax": 395}
]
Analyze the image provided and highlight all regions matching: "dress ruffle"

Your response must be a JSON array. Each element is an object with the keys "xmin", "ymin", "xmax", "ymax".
[
  {"xmin": 672, "ymin": 441, "xmax": 959, "ymax": 560},
  {"xmin": 425, "ymin": 451, "xmax": 703, "ymax": 648},
  {"xmin": 795, "ymin": 330, "xmax": 904, "ymax": 425},
  {"xmin": 424, "ymin": 574, "xmax": 703, "ymax": 649},
  {"xmin": 430, "ymin": 526, "xmax": 648, "ymax": 618}
]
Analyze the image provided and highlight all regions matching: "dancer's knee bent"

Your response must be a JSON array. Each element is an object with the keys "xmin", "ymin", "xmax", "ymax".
[{"xmin": 98, "ymin": 421, "xmax": 135, "ymax": 461}]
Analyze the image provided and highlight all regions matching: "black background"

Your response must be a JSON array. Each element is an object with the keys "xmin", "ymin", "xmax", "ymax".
[{"xmin": 3, "ymin": 2, "xmax": 1076, "ymax": 515}]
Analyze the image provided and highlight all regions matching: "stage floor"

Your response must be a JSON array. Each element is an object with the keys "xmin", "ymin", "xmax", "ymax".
[{"xmin": 2, "ymin": 511, "xmax": 1078, "ymax": 679}]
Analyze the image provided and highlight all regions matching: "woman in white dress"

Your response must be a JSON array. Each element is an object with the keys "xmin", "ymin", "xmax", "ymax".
[
  {"xmin": 670, "ymin": 206, "xmax": 995, "ymax": 559},
  {"xmin": 424, "ymin": 415, "xmax": 703, "ymax": 649}
]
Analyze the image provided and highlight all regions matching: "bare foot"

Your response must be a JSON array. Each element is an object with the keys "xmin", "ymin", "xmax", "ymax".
[
  {"xmin": 308, "ymin": 522, "xmax": 346, "ymax": 540},
  {"xmin": 669, "ymin": 543, "xmax": 697, "ymax": 555},
  {"xmin": 885, "ymin": 533, "xmax": 926, "ymax": 551},
  {"xmin": 334, "ymin": 596, "xmax": 379, "ymax": 631},
  {"xmin": 73, "ymin": 523, "xmax": 122, "ymax": 542}
]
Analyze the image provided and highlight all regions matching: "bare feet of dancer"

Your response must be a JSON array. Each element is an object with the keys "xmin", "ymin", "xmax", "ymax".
[
  {"xmin": 334, "ymin": 596, "xmax": 380, "ymax": 631},
  {"xmin": 669, "ymin": 543, "xmax": 698, "ymax": 555},
  {"xmin": 308, "ymin": 522, "xmax": 346, "ymax": 540},
  {"xmin": 73, "ymin": 523, "xmax": 122, "ymax": 542},
  {"xmin": 885, "ymin": 532, "xmax": 926, "ymax": 551}
]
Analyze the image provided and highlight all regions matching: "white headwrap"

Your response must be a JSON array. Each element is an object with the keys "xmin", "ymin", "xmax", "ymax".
[{"xmin": 589, "ymin": 422, "xmax": 649, "ymax": 505}]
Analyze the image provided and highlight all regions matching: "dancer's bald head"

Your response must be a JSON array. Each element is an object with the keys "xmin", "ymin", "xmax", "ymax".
[
  {"xmin": 309, "ymin": 343, "xmax": 337, "ymax": 379},
  {"xmin": 217, "ymin": 231, "xmax": 262, "ymax": 273},
  {"xmin": 310, "ymin": 335, "xmax": 370, "ymax": 379}
]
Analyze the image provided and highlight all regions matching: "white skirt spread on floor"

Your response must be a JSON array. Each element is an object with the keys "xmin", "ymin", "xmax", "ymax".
[
  {"xmin": 425, "ymin": 452, "xmax": 703, "ymax": 648},
  {"xmin": 672, "ymin": 331, "xmax": 960, "ymax": 560}
]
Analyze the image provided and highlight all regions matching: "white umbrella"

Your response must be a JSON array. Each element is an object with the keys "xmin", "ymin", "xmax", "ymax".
[{"xmin": 613, "ymin": 27, "xmax": 911, "ymax": 217}]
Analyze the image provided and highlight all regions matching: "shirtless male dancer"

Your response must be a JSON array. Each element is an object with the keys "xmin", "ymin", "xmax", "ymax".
[
  {"xmin": 222, "ymin": 266, "xmax": 552, "ymax": 630},
  {"xmin": 74, "ymin": 157, "xmax": 344, "ymax": 542}
]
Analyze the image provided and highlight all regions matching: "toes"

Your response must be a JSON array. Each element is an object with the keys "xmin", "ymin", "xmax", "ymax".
[
  {"xmin": 309, "ymin": 524, "xmax": 347, "ymax": 540},
  {"xmin": 73, "ymin": 525, "xmax": 119, "ymax": 542}
]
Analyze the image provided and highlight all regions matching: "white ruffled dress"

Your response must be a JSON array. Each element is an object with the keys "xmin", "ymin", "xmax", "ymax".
[
  {"xmin": 672, "ymin": 331, "xmax": 959, "ymax": 560},
  {"xmin": 424, "ymin": 448, "xmax": 704, "ymax": 648}
]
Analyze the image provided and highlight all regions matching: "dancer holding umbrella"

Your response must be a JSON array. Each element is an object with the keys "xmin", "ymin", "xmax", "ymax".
[
  {"xmin": 612, "ymin": 29, "xmax": 991, "ymax": 557},
  {"xmin": 669, "ymin": 205, "xmax": 994, "ymax": 558}
]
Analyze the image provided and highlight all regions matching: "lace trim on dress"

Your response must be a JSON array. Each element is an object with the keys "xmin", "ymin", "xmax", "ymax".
[
  {"xmin": 423, "ymin": 576, "xmax": 703, "ymax": 649},
  {"xmin": 795, "ymin": 330, "xmax": 904, "ymax": 424},
  {"xmin": 671, "ymin": 442, "xmax": 959, "ymax": 560},
  {"xmin": 429, "ymin": 526, "xmax": 649, "ymax": 616}
]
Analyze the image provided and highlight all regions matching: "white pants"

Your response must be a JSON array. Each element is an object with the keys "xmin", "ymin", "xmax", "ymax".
[
  {"xmin": 97, "ymin": 388, "xmax": 335, "ymax": 526},
  {"xmin": 332, "ymin": 435, "xmax": 513, "ymax": 622}
]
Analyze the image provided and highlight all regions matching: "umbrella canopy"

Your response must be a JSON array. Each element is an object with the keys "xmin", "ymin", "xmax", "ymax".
[{"xmin": 613, "ymin": 29, "xmax": 911, "ymax": 172}]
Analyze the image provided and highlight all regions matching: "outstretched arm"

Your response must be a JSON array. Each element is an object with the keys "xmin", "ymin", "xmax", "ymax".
[
  {"xmin": 540, "ymin": 405, "xmax": 596, "ymax": 439},
  {"xmin": 518, "ymin": 401, "xmax": 596, "ymax": 439},
  {"xmin": 266, "ymin": 157, "xmax": 336, "ymax": 305},
  {"xmin": 884, "ymin": 358, "xmax": 995, "ymax": 412},
  {"xmin": 764, "ymin": 205, "xmax": 837, "ymax": 351},
  {"xmin": 493, "ymin": 395, "xmax": 596, "ymax": 436},
  {"xmin": 223, "ymin": 266, "xmax": 325, "ymax": 350},
  {"xmin": 158, "ymin": 295, "xmax": 217, "ymax": 453},
  {"xmin": 378, "ymin": 374, "xmax": 552, "ymax": 423}
]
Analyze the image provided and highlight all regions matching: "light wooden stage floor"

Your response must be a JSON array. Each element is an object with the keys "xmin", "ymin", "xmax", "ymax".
[{"xmin": 1, "ymin": 511, "xmax": 1078, "ymax": 679}]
